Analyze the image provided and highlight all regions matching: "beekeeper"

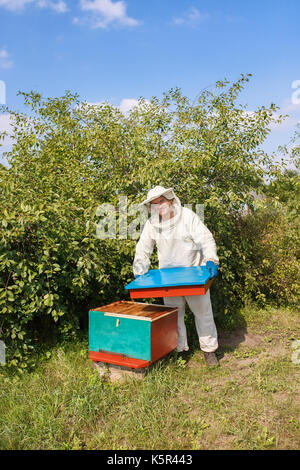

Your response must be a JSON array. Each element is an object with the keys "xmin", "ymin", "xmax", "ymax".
[{"xmin": 133, "ymin": 185, "xmax": 220, "ymax": 367}]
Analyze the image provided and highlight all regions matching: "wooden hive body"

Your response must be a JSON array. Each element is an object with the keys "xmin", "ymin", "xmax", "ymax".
[{"xmin": 89, "ymin": 300, "xmax": 178, "ymax": 368}]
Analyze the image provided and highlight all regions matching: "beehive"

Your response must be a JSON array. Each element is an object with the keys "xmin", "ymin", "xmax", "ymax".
[
  {"xmin": 89, "ymin": 300, "xmax": 178, "ymax": 369},
  {"xmin": 125, "ymin": 266, "xmax": 215, "ymax": 299}
]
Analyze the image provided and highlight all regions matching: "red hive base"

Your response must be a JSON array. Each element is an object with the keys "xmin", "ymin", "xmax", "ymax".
[{"xmin": 89, "ymin": 350, "xmax": 151, "ymax": 369}]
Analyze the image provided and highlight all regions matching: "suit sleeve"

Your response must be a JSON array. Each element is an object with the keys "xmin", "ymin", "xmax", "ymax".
[
  {"xmin": 133, "ymin": 221, "xmax": 155, "ymax": 276},
  {"xmin": 190, "ymin": 213, "xmax": 219, "ymax": 265}
]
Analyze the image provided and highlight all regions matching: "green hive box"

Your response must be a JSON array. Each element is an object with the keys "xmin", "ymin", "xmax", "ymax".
[{"xmin": 89, "ymin": 300, "xmax": 178, "ymax": 368}]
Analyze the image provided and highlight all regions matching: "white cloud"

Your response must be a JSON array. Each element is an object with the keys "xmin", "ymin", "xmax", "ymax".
[
  {"xmin": 268, "ymin": 115, "xmax": 298, "ymax": 131},
  {"xmin": 0, "ymin": 48, "xmax": 13, "ymax": 69},
  {"xmin": 81, "ymin": 98, "xmax": 149, "ymax": 114},
  {"xmin": 77, "ymin": 0, "xmax": 141, "ymax": 29},
  {"xmin": 37, "ymin": 0, "xmax": 68, "ymax": 13},
  {"xmin": 81, "ymin": 98, "xmax": 150, "ymax": 115},
  {"xmin": 0, "ymin": 114, "xmax": 13, "ymax": 167},
  {"xmin": 172, "ymin": 7, "xmax": 209, "ymax": 26},
  {"xmin": 278, "ymin": 97, "xmax": 300, "ymax": 115},
  {"xmin": 119, "ymin": 98, "xmax": 151, "ymax": 115},
  {"xmin": 0, "ymin": 0, "xmax": 67, "ymax": 12},
  {"xmin": 211, "ymin": 108, "xmax": 299, "ymax": 133},
  {"xmin": 0, "ymin": 0, "xmax": 34, "ymax": 11},
  {"xmin": 0, "ymin": 114, "xmax": 12, "ymax": 133},
  {"xmin": 266, "ymin": 97, "xmax": 300, "ymax": 131},
  {"xmin": 0, "ymin": 114, "xmax": 14, "ymax": 152},
  {"xmin": 240, "ymin": 109, "xmax": 298, "ymax": 132},
  {"xmin": 119, "ymin": 98, "xmax": 139, "ymax": 114}
]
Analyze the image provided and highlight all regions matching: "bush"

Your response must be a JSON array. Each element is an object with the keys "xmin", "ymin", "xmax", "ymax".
[{"xmin": 240, "ymin": 168, "xmax": 300, "ymax": 307}]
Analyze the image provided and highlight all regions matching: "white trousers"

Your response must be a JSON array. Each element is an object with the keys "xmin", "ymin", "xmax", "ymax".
[{"xmin": 163, "ymin": 289, "xmax": 218, "ymax": 353}]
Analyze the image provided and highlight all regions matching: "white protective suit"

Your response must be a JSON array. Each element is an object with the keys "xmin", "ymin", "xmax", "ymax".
[{"xmin": 133, "ymin": 186, "xmax": 219, "ymax": 353}]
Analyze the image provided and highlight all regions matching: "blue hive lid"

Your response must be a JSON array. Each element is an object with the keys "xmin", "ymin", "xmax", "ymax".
[{"xmin": 125, "ymin": 266, "xmax": 213, "ymax": 290}]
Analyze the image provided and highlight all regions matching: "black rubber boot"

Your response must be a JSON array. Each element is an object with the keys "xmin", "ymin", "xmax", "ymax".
[{"xmin": 176, "ymin": 350, "xmax": 190, "ymax": 362}]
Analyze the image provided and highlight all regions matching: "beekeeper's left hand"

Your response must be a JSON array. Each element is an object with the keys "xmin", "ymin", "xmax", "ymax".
[{"xmin": 205, "ymin": 261, "xmax": 219, "ymax": 278}]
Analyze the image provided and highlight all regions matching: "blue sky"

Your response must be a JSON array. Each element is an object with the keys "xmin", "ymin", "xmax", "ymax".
[{"xmin": 0, "ymin": 0, "xmax": 300, "ymax": 166}]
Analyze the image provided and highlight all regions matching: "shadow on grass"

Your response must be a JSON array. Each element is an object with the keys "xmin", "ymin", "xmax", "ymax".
[{"xmin": 178, "ymin": 302, "xmax": 249, "ymax": 364}]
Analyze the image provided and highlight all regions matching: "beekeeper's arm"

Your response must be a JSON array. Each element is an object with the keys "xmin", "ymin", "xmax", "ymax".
[
  {"xmin": 133, "ymin": 220, "xmax": 155, "ymax": 276},
  {"xmin": 190, "ymin": 213, "xmax": 219, "ymax": 266}
]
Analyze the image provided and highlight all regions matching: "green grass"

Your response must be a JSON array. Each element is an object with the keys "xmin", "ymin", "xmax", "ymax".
[{"xmin": 0, "ymin": 303, "xmax": 299, "ymax": 450}]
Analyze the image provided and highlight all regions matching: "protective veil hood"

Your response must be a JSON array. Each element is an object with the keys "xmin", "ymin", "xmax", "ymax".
[{"xmin": 139, "ymin": 185, "xmax": 182, "ymax": 229}]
